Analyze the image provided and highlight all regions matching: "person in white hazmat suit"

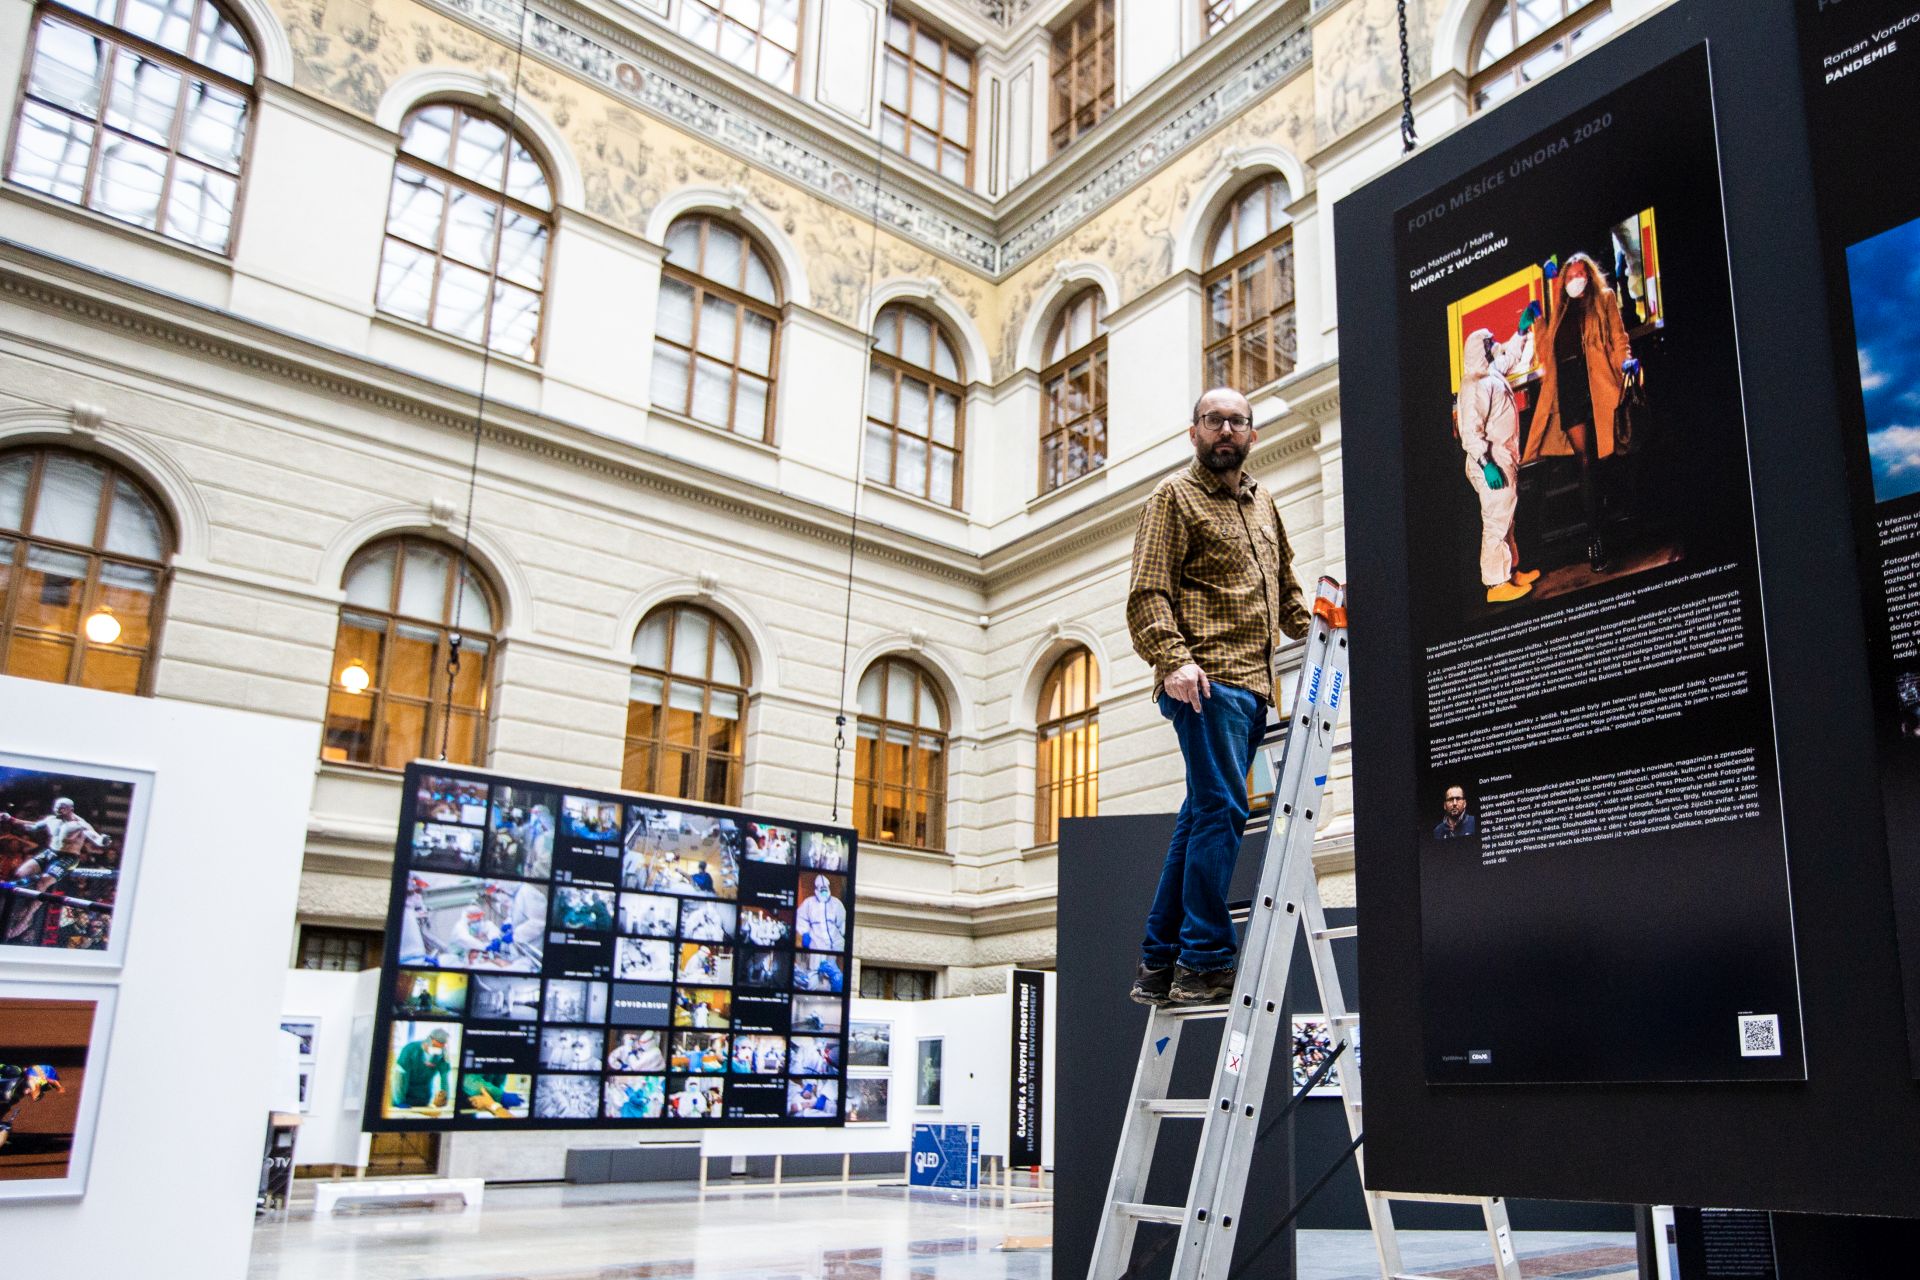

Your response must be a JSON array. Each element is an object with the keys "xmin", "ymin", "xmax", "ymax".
[{"xmin": 1458, "ymin": 322, "xmax": 1543, "ymax": 603}]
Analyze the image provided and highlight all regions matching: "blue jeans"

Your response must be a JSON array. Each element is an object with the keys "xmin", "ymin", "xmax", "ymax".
[{"xmin": 1142, "ymin": 682, "xmax": 1267, "ymax": 972}]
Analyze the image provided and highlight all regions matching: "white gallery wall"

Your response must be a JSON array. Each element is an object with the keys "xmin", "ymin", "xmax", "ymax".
[
  {"xmin": 281, "ymin": 967, "xmax": 379, "ymax": 1168},
  {"xmin": 1, "ymin": 676, "xmax": 317, "ymax": 1278}
]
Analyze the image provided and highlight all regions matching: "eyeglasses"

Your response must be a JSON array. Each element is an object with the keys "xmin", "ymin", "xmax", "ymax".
[{"xmin": 1197, "ymin": 411, "xmax": 1254, "ymax": 435}]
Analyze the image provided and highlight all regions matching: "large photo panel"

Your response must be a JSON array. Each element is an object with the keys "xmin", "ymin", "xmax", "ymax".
[
  {"xmin": 365, "ymin": 763, "xmax": 857, "ymax": 1131},
  {"xmin": 1393, "ymin": 45, "xmax": 1803, "ymax": 1084}
]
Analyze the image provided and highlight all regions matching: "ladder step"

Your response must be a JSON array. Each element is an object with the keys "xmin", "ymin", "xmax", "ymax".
[
  {"xmin": 1141, "ymin": 1097, "xmax": 1211, "ymax": 1117},
  {"xmin": 1158, "ymin": 1001, "xmax": 1231, "ymax": 1020},
  {"xmin": 1374, "ymin": 1190, "xmax": 1498, "ymax": 1206},
  {"xmin": 1117, "ymin": 1201, "xmax": 1187, "ymax": 1226},
  {"xmin": 1313, "ymin": 925, "xmax": 1358, "ymax": 940}
]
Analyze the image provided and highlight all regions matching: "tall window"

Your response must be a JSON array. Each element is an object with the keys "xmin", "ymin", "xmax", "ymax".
[
  {"xmin": 323, "ymin": 537, "xmax": 498, "ymax": 770},
  {"xmin": 677, "ymin": 0, "xmax": 803, "ymax": 93},
  {"xmin": 1039, "ymin": 288, "xmax": 1108, "ymax": 493},
  {"xmin": 0, "ymin": 447, "xmax": 172, "ymax": 695},
  {"xmin": 1471, "ymin": 1, "xmax": 1614, "ymax": 111},
  {"xmin": 860, "ymin": 965, "xmax": 935, "ymax": 1000},
  {"xmin": 854, "ymin": 657, "xmax": 947, "ymax": 851},
  {"xmin": 9, "ymin": 0, "xmax": 256, "ymax": 252},
  {"xmin": 1036, "ymin": 647, "xmax": 1098, "ymax": 844},
  {"xmin": 376, "ymin": 102, "xmax": 553, "ymax": 360},
  {"xmin": 1049, "ymin": 0, "xmax": 1115, "ymax": 154},
  {"xmin": 1203, "ymin": 0, "xmax": 1243, "ymax": 37},
  {"xmin": 624, "ymin": 604, "xmax": 749, "ymax": 805},
  {"xmin": 865, "ymin": 303, "xmax": 965, "ymax": 507},
  {"xmin": 881, "ymin": 9, "xmax": 974, "ymax": 184},
  {"xmin": 1203, "ymin": 175, "xmax": 1295, "ymax": 393},
  {"xmin": 652, "ymin": 213, "xmax": 782, "ymax": 440}
]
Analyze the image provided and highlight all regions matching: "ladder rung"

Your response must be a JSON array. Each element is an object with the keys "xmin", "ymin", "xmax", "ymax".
[
  {"xmin": 1142, "ymin": 1097, "xmax": 1211, "ymax": 1117},
  {"xmin": 1313, "ymin": 925, "xmax": 1357, "ymax": 940},
  {"xmin": 1158, "ymin": 1001, "xmax": 1231, "ymax": 1020},
  {"xmin": 1374, "ymin": 1190, "xmax": 1497, "ymax": 1206},
  {"xmin": 1117, "ymin": 1201, "xmax": 1187, "ymax": 1225}
]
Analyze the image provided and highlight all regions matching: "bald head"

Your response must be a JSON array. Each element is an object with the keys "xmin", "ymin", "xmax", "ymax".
[{"xmin": 1192, "ymin": 388, "xmax": 1251, "ymax": 425}]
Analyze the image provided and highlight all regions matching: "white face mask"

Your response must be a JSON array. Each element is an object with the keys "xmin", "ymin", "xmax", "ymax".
[{"xmin": 1565, "ymin": 276, "xmax": 1589, "ymax": 299}]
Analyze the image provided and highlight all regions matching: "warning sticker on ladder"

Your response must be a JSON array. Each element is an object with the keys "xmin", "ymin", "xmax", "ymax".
[
  {"xmin": 1224, "ymin": 1031, "xmax": 1246, "ymax": 1076},
  {"xmin": 1496, "ymin": 1224, "xmax": 1515, "ymax": 1266}
]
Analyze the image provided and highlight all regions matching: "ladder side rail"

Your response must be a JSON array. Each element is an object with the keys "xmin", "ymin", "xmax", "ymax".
[{"xmin": 1085, "ymin": 1017, "xmax": 1192, "ymax": 1277}]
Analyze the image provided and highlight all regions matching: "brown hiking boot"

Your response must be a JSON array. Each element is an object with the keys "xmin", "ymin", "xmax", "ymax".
[
  {"xmin": 1129, "ymin": 962, "xmax": 1175, "ymax": 1007},
  {"xmin": 1167, "ymin": 965, "xmax": 1236, "ymax": 1006}
]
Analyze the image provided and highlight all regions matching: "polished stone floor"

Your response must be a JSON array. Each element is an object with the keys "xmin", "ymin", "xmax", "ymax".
[{"xmin": 248, "ymin": 1180, "xmax": 1635, "ymax": 1280}]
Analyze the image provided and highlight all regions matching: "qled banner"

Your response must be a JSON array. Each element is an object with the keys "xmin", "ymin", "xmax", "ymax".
[
  {"xmin": 1008, "ymin": 968, "xmax": 1044, "ymax": 1167},
  {"xmin": 364, "ymin": 763, "xmax": 856, "ymax": 1129},
  {"xmin": 1796, "ymin": 0, "xmax": 1920, "ymax": 1074},
  {"xmin": 1393, "ymin": 46, "xmax": 1804, "ymax": 1083}
]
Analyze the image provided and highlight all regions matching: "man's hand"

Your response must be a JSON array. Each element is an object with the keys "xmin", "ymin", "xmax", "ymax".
[{"xmin": 1164, "ymin": 663, "xmax": 1211, "ymax": 713}]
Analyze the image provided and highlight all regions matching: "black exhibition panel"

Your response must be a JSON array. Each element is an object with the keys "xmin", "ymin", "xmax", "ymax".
[{"xmin": 1337, "ymin": 0, "xmax": 1920, "ymax": 1215}]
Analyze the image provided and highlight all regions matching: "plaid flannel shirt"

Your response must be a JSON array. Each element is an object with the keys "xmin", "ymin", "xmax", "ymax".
[{"xmin": 1126, "ymin": 458, "xmax": 1311, "ymax": 703}]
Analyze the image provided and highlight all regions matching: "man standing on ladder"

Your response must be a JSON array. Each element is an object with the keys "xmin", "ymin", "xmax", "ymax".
[{"xmin": 1126, "ymin": 387, "xmax": 1312, "ymax": 1008}]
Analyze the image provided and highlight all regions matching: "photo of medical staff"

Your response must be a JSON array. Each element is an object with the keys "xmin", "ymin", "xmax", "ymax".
[
  {"xmin": 788, "ymin": 1036, "xmax": 840, "ymax": 1076},
  {"xmin": 605, "ymin": 1074, "xmax": 666, "ymax": 1119},
  {"xmin": 416, "ymin": 774, "xmax": 488, "ymax": 825},
  {"xmin": 614, "ymin": 937, "xmax": 673, "ymax": 981},
  {"xmin": 383, "ymin": 1022, "xmax": 461, "ymax": 1120},
  {"xmin": 397, "ymin": 874, "xmax": 547, "ymax": 973},
  {"xmin": 739, "ymin": 948, "xmax": 792, "ymax": 990},
  {"xmin": 392, "ymin": 969, "xmax": 468, "ymax": 1020},
  {"xmin": 459, "ymin": 1071, "xmax": 531, "ymax": 1119},
  {"xmin": 849, "ymin": 1021, "xmax": 891, "ymax": 1068},
  {"xmin": 730, "ymin": 1034, "xmax": 787, "ymax": 1074},
  {"xmin": 786, "ymin": 1078, "xmax": 838, "ymax": 1118},
  {"xmin": 563, "ymin": 796, "xmax": 624, "ymax": 842},
  {"xmin": 607, "ymin": 1029, "xmax": 667, "ymax": 1072},
  {"xmin": 469, "ymin": 975, "xmax": 540, "ymax": 1020},
  {"xmin": 800, "ymin": 832, "xmax": 849, "ymax": 872},
  {"xmin": 539, "ymin": 1026, "xmax": 604, "ymax": 1071},
  {"xmin": 410, "ymin": 822, "xmax": 483, "ymax": 873},
  {"xmin": 676, "ymin": 942, "xmax": 733, "ymax": 985},
  {"xmin": 618, "ymin": 892, "xmax": 678, "ymax": 938},
  {"xmin": 542, "ymin": 980, "xmax": 609, "ymax": 1024},
  {"xmin": 674, "ymin": 987, "xmax": 732, "ymax": 1029},
  {"xmin": 551, "ymin": 885, "xmax": 615, "ymax": 934},
  {"xmin": 791, "ymin": 995, "xmax": 843, "ymax": 1035},
  {"xmin": 669, "ymin": 1074, "xmax": 726, "ymax": 1119},
  {"xmin": 793, "ymin": 953, "xmax": 845, "ymax": 993},
  {"xmin": 670, "ymin": 1031, "xmax": 729, "ymax": 1072},
  {"xmin": 744, "ymin": 823, "xmax": 795, "ymax": 865},
  {"xmin": 533, "ymin": 1074, "xmax": 600, "ymax": 1120},
  {"xmin": 794, "ymin": 872, "xmax": 847, "ymax": 952},
  {"xmin": 679, "ymin": 900, "xmax": 737, "ymax": 944},
  {"xmin": 622, "ymin": 808, "xmax": 741, "ymax": 899},
  {"xmin": 739, "ymin": 904, "xmax": 792, "ymax": 947},
  {"xmin": 486, "ymin": 788, "xmax": 554, "ymax": 880}
]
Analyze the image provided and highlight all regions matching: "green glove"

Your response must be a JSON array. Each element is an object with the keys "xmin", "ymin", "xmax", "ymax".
[
  {"xmin": 1516, "ymin": 301, "xmax": 1542, "ymax": 333},
  {"xmin": 1481, "ymin": 460, "xmax": 1506, "ymax": 490}
]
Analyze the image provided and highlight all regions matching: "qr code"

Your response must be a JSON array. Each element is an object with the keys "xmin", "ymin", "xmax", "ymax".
[{"xmin": 1738, "ymin": 1014, "xmax": 1781, "ymax": 1057}]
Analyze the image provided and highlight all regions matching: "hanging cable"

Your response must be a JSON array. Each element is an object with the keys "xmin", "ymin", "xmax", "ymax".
[
  {"xmin": 828, "ymin": 119, "xmax": 892, "ymax": 822},
  {"xmin": 439, "ymin": 0, "xmax": 533, "ymax": 762},
  {"xmin": 1397, "ymin": 0, "xmax": 1419, "ymax": 153}
]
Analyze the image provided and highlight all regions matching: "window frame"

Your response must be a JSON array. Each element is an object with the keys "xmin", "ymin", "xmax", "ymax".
[
  {"xmin": 880, "ymin": 7, "xmax": 977, "ymax": 186},
  {"xmin": 853, "ymin": 656, "xmax": 949, "ymax": 853},
  {"xmin": 321, "ymin": 535, "xmax": 500, "ymax": 772},
  {"xmin": 0, "ymin": 446, "xmax": 174, "ymax": 697},
  {"xmin": 1048, "ymin": 0, "xmax": 1116, "ymax": 156},
  {"xmin": 376, "ymin": 100, "xmax": 556, "ymax": 361},
  {"xmin": 1202, "ymin": 0, "xmax": 1242, "ymax": 38},
  {"xmin": 6, "ymin": 0, "xmax": 260, "ymax": 255},
  {"xmin": 1037, "ymin": 288, "xmax": 1108, "ymax": 494},
  {"xmin": 1468, "ymin": 0, "xmax": 1613, "ymax": 111},
  {"xmin": 677, "ymin": 0, "xmax": 807, "ymax": 95},
  {"xmin": 652, "ymin": 212, "xmax": 784, "ymax": 443},
  {"xmin": 297, "ymin": 924, "xmax": 384, "ymax": 972},
  {"xmin": 1201, "ymin": 175, "xmax": 1297, "ymax": 395},
  {"xmin": 1035, "ymin": 646, "xmax": 1099, "ymax": 845},
  {"xmin": 623, "ymin": 602, "xmax": 751, "ymax": 807},
  {"xmin": 859, "ymin": 963, "xmax": 937, "ymax": 1001},
  {"xmin": 866, "ymin": 302, "xmax": 967, "ymax": 508}
]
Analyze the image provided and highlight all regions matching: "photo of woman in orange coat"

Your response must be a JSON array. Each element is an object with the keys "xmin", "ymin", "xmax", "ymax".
[{"xmin": 1520, "ymin": 251, "xmax": 1635, "ymax": 571}]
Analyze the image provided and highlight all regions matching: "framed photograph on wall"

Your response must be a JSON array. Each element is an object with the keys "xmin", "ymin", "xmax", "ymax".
[
  {"xmin": 296, "ymin": 1066, "xmax": 314, "ymax": 1114},
  {"xmin": 846, "ymin": 1075, "xmax": 889, "ymax": 1125},
  {"xmin": 849, "ymin": 1020, "xmax": 891, "ymax": 1069},
  {"xmin": 0, "ymin": 980, "xmax": 117, "ymax": 1200},
  {"xmin": 343, "ymin": 1015, "xmax": 373, "ymax": 1112},
  {"xmin": 1291, "ymin": 1016, "xmax": 1354, "ymax": 1098},
  {"xmin": 280, "ymin": 1019, "xmax": 320, "ymax": 1061},
  {"xmin": 916, "ymin": 1037, "xmax": 943, "ymax": 1108},
  {"xmin": 0, "ymin": 752, "xmax": 154, "ymax": 969}
]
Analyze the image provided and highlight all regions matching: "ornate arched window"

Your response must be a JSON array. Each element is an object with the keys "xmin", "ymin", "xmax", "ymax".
[
  {"xmin": 376, "ymin": 101, "xmax": 554, "ymax": 360},
  {"xmin": 651, "ymin": 213, "xmax": 782, "ymax": 440},
  {"xmin": 1036, "ymin": 647, "xmax": 1098, "ymax": 844},
  {"xmin": 1470, "ymin": 1, "xmax": 1614, "ymax": 111},
  {"xmin": 9, "ymin": 0, "xmax": 257, "ymax": 251},
  {"xmin": 854, "ymin": 656, "xmax": 948, "ymax": 851},
  {"xmin": 676, "ymin": 0, "xmax": 804, "ymax": 94},
  {"xmin": 866, "ymin": 302, "xmax": 964, "ymax": 507},
  {"xmin": 0, "ymin": 447, "xmax": 172, "ymax": 694},
  {"xmin": 624, "ymin": 603, "xmax": 749, "ymax": 805},
  {"xmin": 1203, "ymin": 174, "xmax": 1295, "ymax": 394},
  {"xmin": 1039, "ymin": 288, "xmax": 1107, "ymax": 493},
  {"xmin": 323, "ymin": 537, "xmax": 498, "ymax": 769}
]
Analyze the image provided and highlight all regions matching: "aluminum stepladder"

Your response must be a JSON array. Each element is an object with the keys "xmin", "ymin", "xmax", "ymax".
[{"xmin": 1086, "ymin": 578, "xmax": 1522, "ymax": 1280}]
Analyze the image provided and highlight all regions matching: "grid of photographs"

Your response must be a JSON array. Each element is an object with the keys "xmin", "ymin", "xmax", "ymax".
[{"xmin": 368, "ymin": 764, "xmax": 857, "ymax": 1129}]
